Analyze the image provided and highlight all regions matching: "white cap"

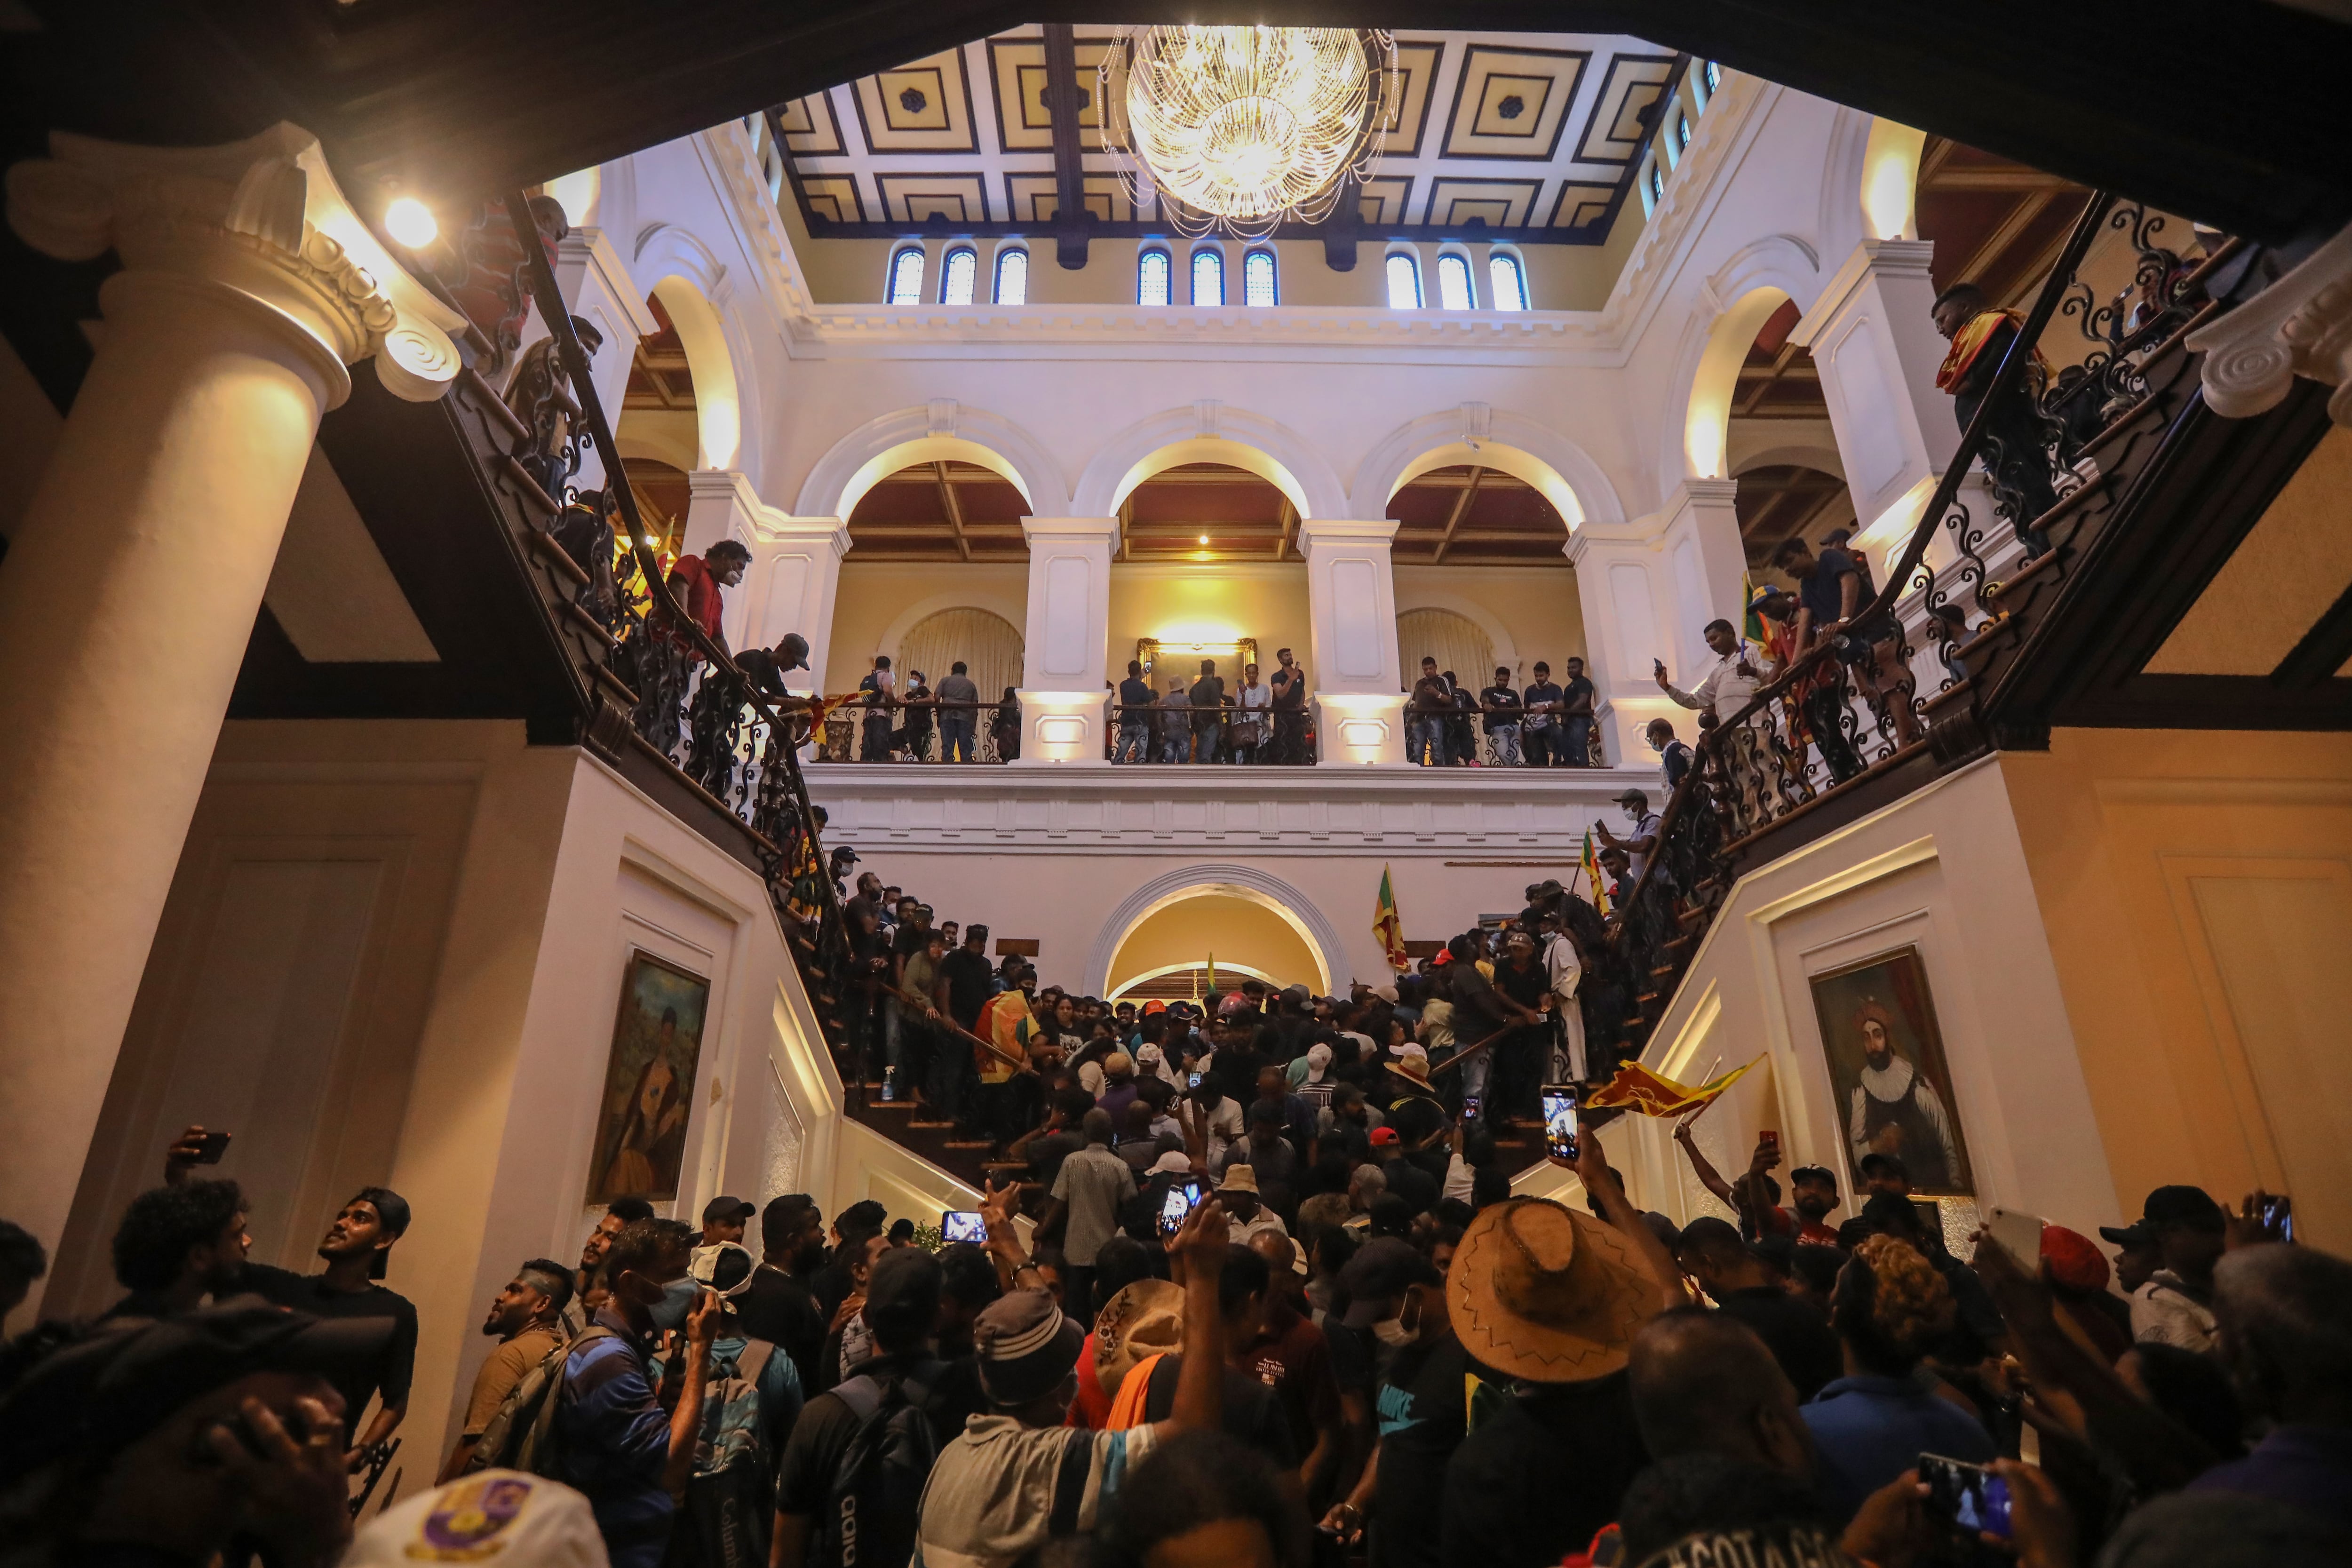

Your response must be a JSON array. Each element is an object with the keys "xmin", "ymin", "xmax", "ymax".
[
  {"xmin": 346, "ymin": 1472, "xmax": 609, "ymax": 1568},
  {"xmin": 1150, "ymin": 1150, "xmax": 1192, "ymax": 1174},
  {"xmin": 1136, "ymin": 1043, "xmax": 1163, "ymax": 1065},
  {"xmin": 1398, "ymin": 1042, "xmax": 1429, "ymax": 1062},
  {"xmin": 1304, "ymin": 1043, "xmax": 1333, "ymax": 1083}
]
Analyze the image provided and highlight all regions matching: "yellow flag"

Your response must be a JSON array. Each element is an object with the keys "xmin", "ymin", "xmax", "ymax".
[
  {"xmin": 1374, "ymin": 866, "xmax": 1408, "ymax": 971},
  {"xmin": 1585, "ymin": 1056, "xmax": 1760, "ymax": 1117}
]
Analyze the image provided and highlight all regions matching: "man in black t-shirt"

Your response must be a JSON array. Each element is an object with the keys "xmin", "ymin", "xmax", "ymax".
[
  {"xmin": 1478, "ymin": 666, "xmax": 1524, "ymax": 766},
  {"xmin": 1772, "ymin": 534, "xmax": 1920, "ymax": 759},
  {"xmin": 932, "ymin": 924, "xmax": 995, "ymax": 1126},
  {"xmin": 1115, "ymin": 660, "xmax": 1155, "ymax": 763},
  {"xmin": 1671, "ymin": 1218, "xmax": 1842, "ymax": 1401},
  {"xmin": 1189, "ymin": 659, "xmax": 1228, "ymax": 764},
  {"xmin": 1560, "ymin": 657, "xmax": 1597, "ymax": 767},
  {"xmin": 1269, "ymin": 647, "xmax": 1308, "ymax": 764},
  {"xmin": 1522, "ymin": 661, "xmax": 1565, "ymax": 766},
  {"xmin": 739, "ymin": 1194, "xmax": 830, "ymax": 1393}
]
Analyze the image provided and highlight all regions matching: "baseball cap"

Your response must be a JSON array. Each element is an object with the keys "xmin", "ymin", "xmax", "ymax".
[
  {"xmin": 1368, "ymin": 1126, "xmax": 1400, "ymax": 1147},
  {"xmin": 689, "ymin": 1241, "xmax": 756, "ymax": 1298},
  {"xmin": 1150, "ymin": 1150, "xmax": 1192, "ymax": 1175},
  {"xmin": 972, "ymin": 1289, "xmax": 1086, "ymax": 1406},
  {"xmin": 346, "ymin": 1471, "xmax": 605, "ymax": 1568},
  {"xmin": 864, "ymin": 1247, "xmax": 943, "ymax": 1345},
  {"xmin": 1789, "ymin": 1165, "xmax": 1836, "ymax": 1186},
  {"xmin": 2140, "ymin": 1185, "xmax": 2225, "ymax": 1232},
  {"xmin": 1615, "ymin": 788, "xmax": 1647, "ymax": 804},
  {"xmin": 2039, "ymin": 1226, "xmax": 2110, "ymax": 1294},
  {"xmin": 2098, "ymin": 1217, "xmax": 2158, "ymax": 1247},
  {"xmin": 701, "ymin": 1195, "xmax": 756, "ymax": 1225},
  {"xmin": 1337, "ymin": 1237, "xmax": 1443, "ymax": 1328}
]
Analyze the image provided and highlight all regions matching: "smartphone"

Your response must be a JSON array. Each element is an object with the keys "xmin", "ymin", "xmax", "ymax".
[
  {"xmin": 940, "ymin": 1210, "xmax": 987, "ymax": 1245},
  {"xmin": 1759, "ymin": 1130, "xmax": 1780, "ymax": 1151},
  {"xmin": 1919, "ymin": 1453, "xmax": 2011, "ymax": 1541},
  {"xmin": 1986, "ymin": 1206, "xmax": 2044, "ymax": 1266},
  {"xmin": 1157, "ymin": 1176, "xmax": 1204, "ymax": 1237},
  {"xmin": 1187, "ymin": 1070, "xmax": 1203, "ymax": 1090},
  {"xmin": 190, "ymin": 1130, "xmax": 232, "ymax": 1165},
  {"xmin": 1542, "ymin": 1083, "xmax": 1579, "ymax": 1164},
  {"xmin": 1462, "ymin": 1094, "xmax": 1482, "ymax": 1121},
  {"xmin": 2259, "ymin": 1194, "xmax": 2294, "ymax": 1243}
]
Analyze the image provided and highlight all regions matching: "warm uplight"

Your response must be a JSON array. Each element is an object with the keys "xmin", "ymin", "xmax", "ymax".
[
  {"xmin": 383, "ymin": 197, "xmax": 439, "ymax": 248},
  {"xmin": 1198, "ymin": 533, "xmax": 1210, "ymax": 545},
  {"xmin": 1859, "ymin": 119, "xmax": 1926, "ymax": 241}
]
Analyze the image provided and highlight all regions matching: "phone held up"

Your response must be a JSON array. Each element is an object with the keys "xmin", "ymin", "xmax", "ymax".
[
  {"xmin": 1985, "ymin": 1206, "xmax": 2046, "ymax": 1267},
  {"xmin": 1187, "ymin": 1070, "xmax": 1203, "ymax": 1090},
  {"xmin": 1542, "ymin": 1083, "xmax": 1579, "ymax": 1165},
  {"xmin": 1462, "ymin": 1094, "xmax": 1482, "ymax": 1122},
  {"xmin": 940, "ymin": 1210, "xmax": 988, "ymax": 1246},
  {"xmin": 1158, "ymin": 1176, "xmax": 1204, "ymax": 1237},
  {"xmin": 190, "ymin": 1130, "xmax": 232, "ymax": 1165},
  {"xmin": 1919, "ymin": 1453, "xmax": 2011, "ymax": 1543}
]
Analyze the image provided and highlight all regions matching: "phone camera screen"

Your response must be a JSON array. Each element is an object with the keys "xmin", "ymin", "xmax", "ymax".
[
  {"xmin": 940, "ymin": 1211, "xmax": 987, "ymax": 1245},
  {"xmin": 1542, "ymin": 1084, "xmax": 1579, "ymax": 1163},
  {"xmin": 1158, "ymin": 1180, "xmax": 1201, "ymax": 1236}
]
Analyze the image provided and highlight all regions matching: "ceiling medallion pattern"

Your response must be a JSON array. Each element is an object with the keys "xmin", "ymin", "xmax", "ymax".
[{"xmin": 1099, "ymin": 25, "xmax": 1394, "ymax": 239}]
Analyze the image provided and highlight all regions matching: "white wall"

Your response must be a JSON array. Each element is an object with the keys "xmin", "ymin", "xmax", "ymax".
[{"xmin": 1612, "ymin": 756, "xmax": 2120, "ymax": 1250}]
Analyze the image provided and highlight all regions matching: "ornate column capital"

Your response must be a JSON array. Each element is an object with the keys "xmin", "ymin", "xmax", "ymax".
[
  {"xmin": 6, "ymin": 122, "xmax": 464, "ymax": 407},
  {"xmin": 2187, "ymin": 223, "xmax": 2352, "ymax": 425}
]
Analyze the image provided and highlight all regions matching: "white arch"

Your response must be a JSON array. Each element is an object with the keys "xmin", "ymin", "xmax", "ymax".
[
  {"xmin": 1071, "ymin": 404, "xmax": 1348, "ymax": 522},
  {"xmin": 1085, "ymin": 864, "xmax": 1347, "ymax": 998},
  {"xmin": 794, "ymin": 403, "xmax": 1071, "ymax": 521},
  {"xmin": 1390, "ymin": 588, "xmax": 1520, "ymax": 677},
  {"xmin": 632, "ymin": 223, "xmax": 755, "ymax": 477},
  {"xmin": 1347, "ymin": 407, "xmax": 1626, "ymax": 532},
  {"xmin": 1656, "ymin": 234, "xmax": 1823, "ymax": 490},
  {"xmin": 1728, "ymin": 438, "xmax": 1845, "ymax": 479},
  {"xmin": 1107, "ymin": 961, "xmax": 1284, "ymax": 1002},
  {"xmin": 873, "ymin": 589, "xmax": 1028, "ymax": 670}
]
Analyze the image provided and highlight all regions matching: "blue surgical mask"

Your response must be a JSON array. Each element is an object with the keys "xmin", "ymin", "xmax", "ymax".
[{"xmin": 647, "ymin": 1275, "xmax": 700, "ymax": 1333}]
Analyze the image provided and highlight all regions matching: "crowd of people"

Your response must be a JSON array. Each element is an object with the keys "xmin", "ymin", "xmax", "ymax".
[{"xmin": 0, "ymin": 1042, "xmax": 2343, "ymax": 1568}]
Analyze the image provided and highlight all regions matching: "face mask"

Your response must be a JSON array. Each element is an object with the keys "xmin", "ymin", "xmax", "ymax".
[
  {"xmin": 1372, "ymin": 1314, "xmax": 1414, "ymax": 1347},
  {"xmin": 646, "ymin": 1275, "xmax": 700, "ymax": 1334}
]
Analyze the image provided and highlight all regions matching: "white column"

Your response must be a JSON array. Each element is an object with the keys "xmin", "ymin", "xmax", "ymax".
[
  {"xmin": 1299, "ymin": 517, "xmax": 1406, "ymax": 764},
  {"xmin": 0, "ymin": 123, "xmax": 461, "ymax": 1305},
  {"xmin": 1565, "ymin": 528, "xmax": 1675, "ymax": 763},
  {"xmin": 681, "ymin": 468, "xmax": 764, "ymax": 650},
  {"xmin": 549, "ymin": 226, "xmax": 658, "ymax": 492},
  {"xmin": 1789, "ymin": 239, "xmax": 1958, "ymax": 561},
  {"xmin": 1659, "ymin": 478, "xmax": 1748, "ymax": 665},
  {"xmin": 742, "ymin": 513, "xmax": 850, "ymax": 694},
  {"xmin": 1017, "ymin": 516, "xmax": 1118, "ymax": 763}
]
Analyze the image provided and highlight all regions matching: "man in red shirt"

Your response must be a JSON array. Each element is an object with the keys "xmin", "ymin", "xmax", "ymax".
[
  {"xmin": 1787, "ymin": 1164, "xmax": 1843, "ymax": 1245},
  {"xmin": 664, "ymin": 538, "xmax": 750, "ymax": 653}
]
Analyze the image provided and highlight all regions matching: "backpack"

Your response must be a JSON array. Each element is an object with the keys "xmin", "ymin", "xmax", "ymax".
[
  {"xmin": 819, "ymin": 1363, "xmax": 944, "ymax": 1568},
  {"xmin": 693, "ymin": 1337, "xmax": 777, "ymax": 1477},
  {"xmin": 467, "ymin": 1326, "xmax": 610, "ymax": 1478}
]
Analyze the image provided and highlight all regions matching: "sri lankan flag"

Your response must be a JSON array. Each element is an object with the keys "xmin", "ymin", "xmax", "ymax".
[
  {"xmin": 1587, "ymin": 1056, "xmax": 1759, "ymax": 1117},
  {"xmin": 1374, "ymin": 866, "xmax": 1408, "ymax": 971},
  {"xmin": 1741, "ymin": 572, "xmax": 1766, "ymax": 645},
  {"xmin": 1579, "ymin": 827, "xmax": 1611, "ymax": 917}
]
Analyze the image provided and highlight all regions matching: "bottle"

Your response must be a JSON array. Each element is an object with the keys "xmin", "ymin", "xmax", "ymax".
[{"xmin": 882, "ymin": 1066, "xmax": 897, "ymax": 1102}]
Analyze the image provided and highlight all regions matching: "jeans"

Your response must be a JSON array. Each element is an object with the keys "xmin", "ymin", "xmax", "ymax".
[
  {"xmin": 932, "ymin": 1028, "xmax": 974, "ymax": 1125},
  {"xmin": 1563, "ymin": 714, "xmax": 1593, "ymax": 767},
  {"xmin": 1408, "ymin": 716, "xmax": 1446, "ymax": 766},
  {"xmin": 940, "ymin": 714, "xmax": 975, "ymax": 762},
  {"xmin": 1115, "ymin": 721, "xmax": 1151, "ymax": 763},
  {"xmin": 859, "ymin": 715, "xmax": 891, "ymax": 762},
  {"xmin": 1194, "ymin": 723, "xmax": 1222, "ymax": 764},
  {"xmin": 1157, "ymin": 728, "xmax": 1189, "ymax": 764},
  {"xmin": 1456, "ymin": 1045, "xmax": 1491, "ymax": 1109},
  {"xmin": 1524, "ymin": 720, "xmax": 1560, "ymax": 766},
  {"xmin": 1487, "ymin": 724, "xmax": 1522, "ymax": 766}
]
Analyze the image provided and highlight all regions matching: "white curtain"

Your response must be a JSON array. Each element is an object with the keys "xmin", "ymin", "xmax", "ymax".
[
  {"xmin": 1395, "ymin": 608, "xmax": 1495, "ymax": 690},
  {"xmin": 897, "ymin": 608, "xmax": 1025, "ymax": 703}
]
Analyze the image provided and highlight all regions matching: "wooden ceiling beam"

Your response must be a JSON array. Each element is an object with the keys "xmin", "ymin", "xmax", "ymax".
[
  {"xmin": 1041, "ymin": 23, "xmax": 1091, "ymax": 271},
  {"xmin": 1955, "ymin": 188, "xmax": 2058, "ymax": 296},
  {"xmin": 1924, "ymin": 168, "xmax": 2079, "ymax": 193},
  {"xmin": 1430, "ymin": 465, "xmax": 1485, "ymax": 566},
  {"xmin": 933, "ymin": 459, "xmax": 972, "ymax": 562},
  {"xmin": 1274, "ymin": 494, "xmax": 1296, "ymax": 561}
]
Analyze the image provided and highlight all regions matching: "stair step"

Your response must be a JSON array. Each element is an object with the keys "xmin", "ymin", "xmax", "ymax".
[
  {"xmin": 943, "ymin": 1139, "xmax": 995, "ymax": 1150},
  {"xmin": 908, "ymin": 1119, "xmax": 957, "ymax": 1130}
]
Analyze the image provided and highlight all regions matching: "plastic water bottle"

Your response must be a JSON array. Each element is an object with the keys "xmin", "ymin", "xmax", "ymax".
[{"xmin": 882, "ymin": 1067, "xmax": 897, "ymax": 1102}]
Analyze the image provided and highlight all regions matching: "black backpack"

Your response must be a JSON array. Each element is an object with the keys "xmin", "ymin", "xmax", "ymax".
[{"xmin": 819, "ymin": 1362, "xmax": 945, "ymax": 1568}]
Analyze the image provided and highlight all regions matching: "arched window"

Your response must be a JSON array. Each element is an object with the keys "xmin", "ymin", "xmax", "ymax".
[
  {"xmin": 1192, "ymin": 248, "xmax": 1224, "ymax": 306},
  {"xmin": 1648, "ymin": 164, "xmax": 1667, "ymax": 205},
  {"xmin": 1243, "ymin": 248, "xmax": 1277, "ymax": 306},
  {"xmin": 1674, "ymin": 112, "xmax": 1693, "ymax": 155},
  {"xmin": 1435, "ymin": 252, "xmax": 1474, "ymax": 310},
  {"xmin": 1384, "ymin": 251, "xmax": 1422, "ymax": 309},
  {"xmin": 1703, "ymin": 59, "xmax": 1723, "ymax": 95},
  {"xmin": 1487, "ymin": 252, "xmax": 1528, "ymax": 312},
  {"xmin": 939, "ymin": 245, "xmax": 977, "ymax": 305},
  {"xmin": 993, "ymin": 246, "xmax": 1029, "ymax": 304},
  {"xmin": 1138, "ymin": 247, "xmax": 1171, "ymax": 306},
  {"xmin": 887, "ymin": 247, "xmax": 926, "ymax": 305}
]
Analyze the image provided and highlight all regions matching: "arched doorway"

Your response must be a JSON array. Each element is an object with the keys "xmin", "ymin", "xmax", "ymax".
[
  {"xmin": 1395, "ymin": 607, "xmax": 1494, "ymax": 691},
  {"xmin": 897, "ymin": 607, "xmax": 1025, "ymax": 708},
  {"xmin": 1105, "ymin": 893, "xmax": 1326, "ymax": 1000},
  {"xmin": 1088, "ymin": 865, "xmax": 1346, "ymax": 999}
]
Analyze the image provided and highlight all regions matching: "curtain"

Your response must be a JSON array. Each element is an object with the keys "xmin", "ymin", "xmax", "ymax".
[
  {"xmin": 1395, "ymin": 608, "xmax": 1495, "ymax": 691},
  {"xmin": 898, "ymin": 608, "xmax": 1025, "ymax": 705}
]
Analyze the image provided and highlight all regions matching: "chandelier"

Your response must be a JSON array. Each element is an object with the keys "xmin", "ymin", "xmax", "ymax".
[{"xmin": 1100, "ymin": 25, "xmax": 1393, "ymax": 239}]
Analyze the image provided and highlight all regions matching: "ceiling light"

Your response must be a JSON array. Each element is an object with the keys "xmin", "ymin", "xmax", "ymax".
[
  {"xmin": 383, "ymin": 197, "xmax": 438, "ymax": 248},
  {"xmin": 1199, "ymin": 533, "xmax": 1210, "ymax": 545},
  {"xmin": 1101, "ymin": 25, "xmax": 1392, "ymax": 239}
]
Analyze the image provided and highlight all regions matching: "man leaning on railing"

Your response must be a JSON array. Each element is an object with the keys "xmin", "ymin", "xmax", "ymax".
[
  {"xmin": 1114, "ymin": 660, "xmax": 1153, "ymax": 764},
  {"xmin": 936, "ymin": 661, "xmax": 981, "ymax": 762}
]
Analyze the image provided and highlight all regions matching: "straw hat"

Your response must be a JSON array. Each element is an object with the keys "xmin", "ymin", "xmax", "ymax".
[
  {"xmin": 1093, "ymin": 1279, "xmax": 1183, "ymax": 1396},
  {"xmin": 1217, "ymin": 1163, "xmax": 1260, "ymax": 1195},
  {"xmin": 1448, "ymin": 1197, "xmax": 1660, "ymax": 1382},
  {"xmin": 1386, "ymin": 1052, "xmax": 1434, "ymax": 1091}
]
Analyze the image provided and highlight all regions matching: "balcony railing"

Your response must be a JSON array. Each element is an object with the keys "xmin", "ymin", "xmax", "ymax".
[{"xmin": 1605, "ymin": 192, "xmax": 2264, "ymax": 1056}]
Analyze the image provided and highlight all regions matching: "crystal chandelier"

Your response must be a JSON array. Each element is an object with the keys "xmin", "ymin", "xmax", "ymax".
[{"xmin": 1100, "ymin": 25, "xmax": 1393, "ymax": 239}]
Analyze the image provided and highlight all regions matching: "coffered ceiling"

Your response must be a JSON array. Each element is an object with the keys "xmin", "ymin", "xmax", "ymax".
[{"xmin": 772, "ymin": 25, "xmax": 1680, "ymax": 247}]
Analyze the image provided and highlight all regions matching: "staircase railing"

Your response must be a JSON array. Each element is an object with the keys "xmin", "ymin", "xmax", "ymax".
[
  {"xmin": 1601, "ymin": 191, "xmax": 2117, "ymax": 1059},
  {"xmin": 495, "ymin": 192, "xmax": 869, "ymax": 1098}
]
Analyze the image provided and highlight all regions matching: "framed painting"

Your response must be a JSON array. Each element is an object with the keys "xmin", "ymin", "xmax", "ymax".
[
  {"xmin": 1807, "ymin": 945, "xmax": 1975, "ymax": 1196},
  {"xmin": 586, "ymin": 951, "xmax": 712, "ymax": 1204}
]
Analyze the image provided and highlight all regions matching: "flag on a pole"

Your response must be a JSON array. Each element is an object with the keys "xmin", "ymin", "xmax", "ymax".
[
  {"xmin": 1374, "ymin": 866, "xmax": 1409, "ymax": 971},
  {"xmin": 1741, "ymin": 571, "xmax": 1766, "ymax": 645},
  {"xmin": 1586, "ymin": 1056, "xmax": 1760, "ymax": 1117},
  {"xmin": 1579, "ymin": 827, "xmax": 1611, "ymax": 917}
]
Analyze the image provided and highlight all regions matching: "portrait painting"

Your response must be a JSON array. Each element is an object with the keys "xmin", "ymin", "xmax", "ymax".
[
  {"xmin": 587, "ymin": 951, "xmax": 711, "ymax": 1204},
  {"xmin": 1807, "ymin": 945, "xmax": 1974, "ymax": 1196}
]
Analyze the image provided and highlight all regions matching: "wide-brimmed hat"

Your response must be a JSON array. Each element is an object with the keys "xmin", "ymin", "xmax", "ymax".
[
  {"xmin": 1218, "ymin": 1163, "xmax": 1260, "ymax": 1195},
  {"xmin": 1093, "ymin": 1279, "xmax": 1183, "ymax": 1396},
  {"xmin": 972, "ymin": 1288, "xmax": 1085, "ymax": 1407},
  {"xmin": 1386, "ymin": 1052, "xmax": 1434, "ymax": 1091},
  {"xmin": 1448, "ymin": 1197, "xmax": 1660, "ymax": 1382}
]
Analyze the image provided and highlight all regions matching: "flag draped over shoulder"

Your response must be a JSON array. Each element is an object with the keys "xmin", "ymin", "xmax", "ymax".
[
  {"xmin": 1586, "ymin": 1056, "xmax": 1759, "ymax": 1117},
  {"xmin": 1579, "ymin": 827, "xmax": 1611, "ymax": 917},
  {"xmin": 1374, "ymin": 866, "xmax": 1408, "ymax": 971},
  {"xmin": 975, "ymin": 990, "xmax": 1033, "ymax": 1083}
]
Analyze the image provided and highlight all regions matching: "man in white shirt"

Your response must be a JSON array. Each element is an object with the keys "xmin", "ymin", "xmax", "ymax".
[
  {"xmin": 2115, "ymin": 1186, "xmax": 2226, "ymax": 1353},
  {"xmin": 1657, "ymin": 618, "xmax": 1774, "ymax": 721},
  {"xmin": 1539, "ymin": 915, "xmax": 1587, "ymax": 1082}
]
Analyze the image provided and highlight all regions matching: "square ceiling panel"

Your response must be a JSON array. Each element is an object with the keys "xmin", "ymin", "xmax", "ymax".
[
  {"xmin": 1442, "ymin": 47, "xmax": 1589, "ymax": 161},
  {"xmin": 851, "ymin": 50, "xmax": 977, "ymax": 153}
]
